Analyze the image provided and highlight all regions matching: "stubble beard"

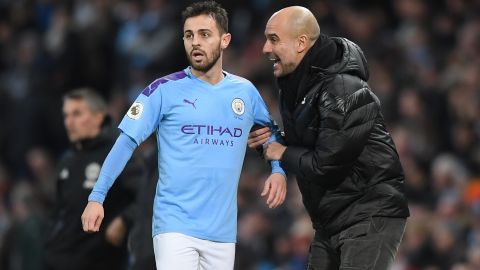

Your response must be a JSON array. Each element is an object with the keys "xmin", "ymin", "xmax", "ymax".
[{"xmin": 188, "ymin": 44, "xmax": 222, "ymax": 73}]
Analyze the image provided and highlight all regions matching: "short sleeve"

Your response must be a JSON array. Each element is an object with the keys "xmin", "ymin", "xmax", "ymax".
[
  {"xmin": 249, "ymin": 85, "xmax": 287, "ymax": 176},
  {"xmin": 118, "ymin": 80, "xmax": 164, "ymax": 145},
  {"xmin": 250, "ymin": 85, "xmax": 272, "ymax": 126}
]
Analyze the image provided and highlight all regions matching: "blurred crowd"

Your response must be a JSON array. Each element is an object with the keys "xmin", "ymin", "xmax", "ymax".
[{"xmin": 0, "ymin": 0, "xmax": 479, "ymax": 269}]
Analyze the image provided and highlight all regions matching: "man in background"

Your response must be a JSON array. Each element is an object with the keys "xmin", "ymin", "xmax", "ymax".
[
  {"xmin": 44, "ymin": 88, "xmax": 145, "ymax": 270},
  {"xmin": 127, "ymin": 146, "xmax": 156, "ymax": 270}
]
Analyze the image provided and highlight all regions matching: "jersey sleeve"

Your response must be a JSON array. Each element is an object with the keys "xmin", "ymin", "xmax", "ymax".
[
  {"xmin": 118, "ymin": 81, "xmax": 164, "ymax": 145},
  {"xmin": 88, "ymin": 132, "xmax": 137, "ymax": 204},
  {"xmin": 250, "ymin": 86, "xmax": 286, "ymax": 177}
]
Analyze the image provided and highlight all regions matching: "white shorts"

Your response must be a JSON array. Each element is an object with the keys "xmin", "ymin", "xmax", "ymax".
[{"xmin": 153, "ymin": 232, "xmax": 235, "ymax": 270}]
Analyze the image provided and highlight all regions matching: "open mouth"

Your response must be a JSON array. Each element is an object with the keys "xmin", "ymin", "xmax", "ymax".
[
  {"xmin": 191, "ymin": 50, "xmax": 205, "ymax": 61},
  {"xmin": 269, "ymin": 56, "xmax": 281, "ymax": 68}
]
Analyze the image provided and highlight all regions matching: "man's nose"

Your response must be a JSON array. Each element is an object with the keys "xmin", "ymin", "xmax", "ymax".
[
  {"xmin": 64, "ymin": 116, "xmax": 74, "ymax": 130},
  {"xmin": 262, "ymin": 41, "xmax": 271, "ymax": 54},
  {"xmin": 192, "ymin": 35, "xmax": 200, "ymax": 46}
]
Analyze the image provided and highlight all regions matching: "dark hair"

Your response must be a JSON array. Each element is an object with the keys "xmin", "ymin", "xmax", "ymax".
[
  {"xmin": 181, "ymin": 1, "xmax": 228, "ymax": 33},
  {"xmin": 63, "ymin": 88, "xmax": 107, "ymax": 113}
]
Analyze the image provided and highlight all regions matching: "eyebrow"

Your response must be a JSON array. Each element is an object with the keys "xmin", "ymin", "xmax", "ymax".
[
  {"xmin": 266, "ymin": 33, "xmax": 279, "ymax": 39},
  {"xmin": 184, "ymin": 29, "xmax": 213, "ymax": 34}
]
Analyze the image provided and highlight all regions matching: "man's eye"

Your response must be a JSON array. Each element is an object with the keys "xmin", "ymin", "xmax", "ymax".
[
  {"xmin": 184, "ymin": 34, "xmax": 193, "ymax": 39},
  {"xmin": 202, "ymin": 32, "xmax": 210, "ymax": 37},
  {"xmin": 268, "ymin": 37, "xmax": 278, "ymax": 44}
]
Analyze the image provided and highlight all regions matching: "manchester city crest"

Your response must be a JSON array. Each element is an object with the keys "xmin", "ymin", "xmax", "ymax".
[{"xmin": 231, "ymin": 98, "xmax": 245, "ymax": 116}]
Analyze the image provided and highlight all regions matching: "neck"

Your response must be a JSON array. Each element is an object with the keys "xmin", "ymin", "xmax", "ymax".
[
  {"xmin": 74, "ymin": 141, "xmax": 82, "ymax": 150},
  {"xmin": 73, "ymin": 131, "xmax": 101, "ymax": 150},
  {"xmin": 191, "ymin": 58, "xmax": 224, "ymax": 85}
]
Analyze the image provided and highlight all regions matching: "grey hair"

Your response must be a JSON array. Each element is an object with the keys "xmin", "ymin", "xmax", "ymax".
[{"xmin": 63, "ymin": 88, "xmax": 107, "ymax": 113}]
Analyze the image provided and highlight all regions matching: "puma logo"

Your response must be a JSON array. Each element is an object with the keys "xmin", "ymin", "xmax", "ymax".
[{"xmin": 183, "ymin": 98, "xmax": 198, "ymax": 109}]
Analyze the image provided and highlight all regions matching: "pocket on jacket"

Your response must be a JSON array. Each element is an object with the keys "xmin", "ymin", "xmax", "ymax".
[{"xmin": 370, "ymin": 217, "xmax": 386, "ymax": 233}]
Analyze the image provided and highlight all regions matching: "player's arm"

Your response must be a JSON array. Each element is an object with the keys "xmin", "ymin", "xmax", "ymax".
[
  {"xmin": 105, "ymin": 151, "xmax": 146, "ymax": 246},
  {"xmin": 81, "ymin": 132, "xmax": 137, "ymax": 233},
  {"xmin": 250, "ymin": 89, "xmax": 287, "ymax": 209},
  {"xmin": 83, "ymin": 79, "xmax": 163, "ymax": 232},
  {"xmin": 258, "ymin": 133, "xmax": 287, "ymax": 209}
]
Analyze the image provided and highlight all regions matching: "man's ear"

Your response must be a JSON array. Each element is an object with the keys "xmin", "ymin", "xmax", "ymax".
[
  {"xmin": 296, "ymin": 34, "xmax": 309, "ymax": 53},
  {"xmin": 221, "ymin": 33, "xmax": 232, "ymax": 49},
  {"xmin": 93, "ymin": 112, "xmax": 105, "ymax": 127}
]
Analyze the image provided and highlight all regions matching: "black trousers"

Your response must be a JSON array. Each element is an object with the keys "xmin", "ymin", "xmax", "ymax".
[{"xmin": 308, "ymin": 217, "xmax": 406, "ymax": 270}]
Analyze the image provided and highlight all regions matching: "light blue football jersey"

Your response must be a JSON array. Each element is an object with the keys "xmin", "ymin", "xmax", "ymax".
[{"xmin": 118, "ymin": 67, "xmax": 284, "ymax": 242}]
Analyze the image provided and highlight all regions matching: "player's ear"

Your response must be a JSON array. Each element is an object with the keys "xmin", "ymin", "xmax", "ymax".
[{"xmin": 221, "ymin": 33, "xmax": 231, "ymax": 49}]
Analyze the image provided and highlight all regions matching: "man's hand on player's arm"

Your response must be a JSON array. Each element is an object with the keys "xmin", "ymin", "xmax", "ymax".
[
  {"xmin": 261, "ymin": 173, "xmax": 287, "ymax": 209},
  {"xmin": 248, "ymin": 127, "xmax": 271, "ymax": 149},
  {"xmin": 81, "ymin": 201, "xmax": 104, "ymax": 233},
  {"xmin": 263, "ymin": 141, "xmax": 287, "ymax": 161}
]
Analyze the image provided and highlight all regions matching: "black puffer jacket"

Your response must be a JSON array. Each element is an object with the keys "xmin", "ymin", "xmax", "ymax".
[
  {"xmin": 44, "ymin": 122, "xmax": 146, "ymax": 270},
  {"xmin": 280, "ymin": 38, "xmax": 409, "ymax": 235}
]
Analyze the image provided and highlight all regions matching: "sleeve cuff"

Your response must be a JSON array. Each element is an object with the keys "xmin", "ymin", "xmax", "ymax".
[
  {"xmin": 88, "ymin": 191, "xmax": 106, "ymax": 204},
  {"xmin": 270, "ymin": 160, "xmax": 287, "ymax": 177}
]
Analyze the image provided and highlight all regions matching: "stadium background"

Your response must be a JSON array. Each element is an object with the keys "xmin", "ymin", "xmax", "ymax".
[{"xmin": 0, "ymin": 0, "xmax": 479, "ymax": 269}]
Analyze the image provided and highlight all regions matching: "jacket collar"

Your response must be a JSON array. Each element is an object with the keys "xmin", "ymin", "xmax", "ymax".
[
  {"xmin": 73, "ymin": 116, "xmax": 115, "ymax": 151},
  {"xmin": 277, "ymin": 34, "xmax": 341, "ymax": 113}
]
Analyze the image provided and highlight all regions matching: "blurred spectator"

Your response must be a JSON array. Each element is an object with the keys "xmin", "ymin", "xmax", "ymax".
[
  {"xmin": 25, "ymin": 147, "xmax": 56, "ymax": 211},
  {"xmin": 127, "ymin": 138, "xmax": 157, "ymax": 270},
  {"xmin": 0, "ymin": 181, "xmax": 46, "ymax": 270},
  {"xmin": 43, "ymin": 89, "xmax": 145, "ymax": 270}
]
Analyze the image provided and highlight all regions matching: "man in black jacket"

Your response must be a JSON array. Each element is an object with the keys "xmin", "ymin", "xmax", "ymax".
[
  {"xmin": 44, "ymin": 88, "xmax": 145, "ymax": 270},
  {"xmin": 127, "ymin": 147, "xmax": 157, "ymax": 270},
  {"xmin": 248, "ymin": 6, "xmax": 409, "ymax": 270}
]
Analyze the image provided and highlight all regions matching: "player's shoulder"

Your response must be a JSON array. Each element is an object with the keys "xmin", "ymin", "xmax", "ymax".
[
  {"xmin": 225, "ymin": 72, "xmax": 257, "ymax": 91},
  {"xmin": 226, "ymin": 72, "xmax": 253, "ymax": 85},
  {"xmin": 141, "ymin": 70, "xmax": 189, "ymax": 97}
]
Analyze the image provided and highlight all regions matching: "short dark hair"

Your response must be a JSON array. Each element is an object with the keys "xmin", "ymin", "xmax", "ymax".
[
  {"xmin": 182, "ymin": 1, "xmax": 228, "ymax": 34},
  {"xmin": 63, "ymin": 88, "xmax": 107, "ymax": 113}
]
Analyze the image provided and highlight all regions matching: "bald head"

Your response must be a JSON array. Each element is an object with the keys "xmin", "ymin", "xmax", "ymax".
[
  {"xmin": 263, "ymin": 6, "xmax": 320, "ymax": 77},
  {"xmin": 270, "ymin": 6, "xmax": 320, "ymax": 42}
]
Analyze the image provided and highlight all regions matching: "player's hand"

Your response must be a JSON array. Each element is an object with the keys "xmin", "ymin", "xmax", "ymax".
[
  {"xmin": 105, "ymin": 216, "xmax": 127, "ymax": 247},
  {"xmin": 261, "ymin": 173, "xmax": 287, "ymax": 208},
  {"xmin": 263, "ymin": 141, "xmax": 287, "ymax": 161},
  {"xmin": 248, "ymin": 127, "xmax": 271, "ymax": 149},
  {"xmin": 81, "ymin": 201, "xmax": 104, "ymax": 233}
]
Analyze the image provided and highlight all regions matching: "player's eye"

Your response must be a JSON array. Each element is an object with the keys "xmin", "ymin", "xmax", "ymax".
[{"xmin": 184, "ymin": 33, "xmax": 193, "ymax": 40}]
